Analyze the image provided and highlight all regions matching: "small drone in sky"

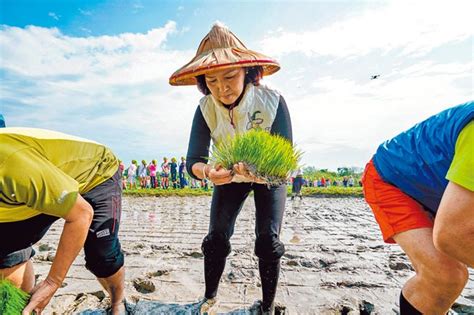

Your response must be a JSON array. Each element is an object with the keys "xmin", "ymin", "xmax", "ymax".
[{"xmin": 370, "ymin": 74, "xmax": 381, "ymax": 80}]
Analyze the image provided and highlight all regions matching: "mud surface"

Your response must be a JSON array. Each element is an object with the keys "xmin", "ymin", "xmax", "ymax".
[{"xmin": 34, "ymin": 196, "xmax": 474, "ymax": 314}]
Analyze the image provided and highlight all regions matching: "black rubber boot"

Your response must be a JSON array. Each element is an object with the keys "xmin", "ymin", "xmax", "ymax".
[
  {"xmin": 259, "ymin": 259, "xmax": 280, "ymax": 313},
  {"xmin": 204, "ymin": 257, "xmax": 226, "ymax": 299}
]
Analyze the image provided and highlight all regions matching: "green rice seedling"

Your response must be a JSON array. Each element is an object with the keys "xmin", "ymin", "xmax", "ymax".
[
  {"xmin": 0, "ymin": 279, "xmax": 30, "ymax": 314},
  {"xmin": 210, "ymin": 129, "xmax": 302, "ymax": 185}
]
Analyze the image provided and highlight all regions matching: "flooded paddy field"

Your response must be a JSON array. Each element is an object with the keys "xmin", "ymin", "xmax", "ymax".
[{"xmin": 35, "ymin": 196, "xmax": 474, "ymax": 314}]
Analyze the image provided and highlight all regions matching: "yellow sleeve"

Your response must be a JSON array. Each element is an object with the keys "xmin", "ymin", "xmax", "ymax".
[
  {"xmin": 2, "ymin": 148, "xmax": 79, "ymax": 218},
  {"xmin": 446, "ymin": 121, "xmax": 474, "ymax": 191}
]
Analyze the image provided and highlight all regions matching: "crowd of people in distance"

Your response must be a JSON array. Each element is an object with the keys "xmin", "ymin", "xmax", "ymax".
[
  {"xmin": 298, "ymin": 175, "xmax": 360, "ymax": 188},
  {"xmin": 119, "ymin": 157, "xmax": 362, "ymax": 194},
  {"xmin": 289, "ymin": 169, "xmax": 362, "ymax": 200},
  {"xmin": 119, "ymin": 157, "xmax": 210, "ymax": 190}
]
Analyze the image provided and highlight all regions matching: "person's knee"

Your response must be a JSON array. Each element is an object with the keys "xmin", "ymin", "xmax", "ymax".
[
  {"xmin": 85, "ymin": 240, "xmax": 124, "ymax": 278},
  {"xmin": 434, "ymin": 263, "xmax": 468, "ymax": 291},
  {"xmin": 201, "ymin": 232, "xmax": 231, "ymax": 259},
  {"xmin": 433, "ymin": 230, "xmax": 453, "ymax": 256},
  {"xmin": 433, "ymin": 227, "xmax": 472, "ymax": 264},
  {"xmin": 419, "ymin": 257, "xmax": 468, "ymax": 290},
  {"xmin": 254, "ymin": 234, "xmax": 285, "ymax": 262}
]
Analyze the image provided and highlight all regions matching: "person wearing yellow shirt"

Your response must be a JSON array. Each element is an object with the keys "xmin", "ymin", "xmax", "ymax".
[{"xmin": 0, "ymin": 127, "xmax": 126, "ymax": 315}]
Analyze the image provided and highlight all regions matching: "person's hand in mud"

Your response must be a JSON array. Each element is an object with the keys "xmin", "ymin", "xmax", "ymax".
[
  {"xmin": 207, "ymin": 164, "xmax": 233, "ymax": 185},
  {"xmin": 22, "ymin": 277, "xmax": 60, "ymax": 315}
]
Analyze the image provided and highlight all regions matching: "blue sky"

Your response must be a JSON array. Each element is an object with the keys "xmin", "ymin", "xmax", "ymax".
[{"xmin": 1, "ymin": 0, "xmax": 473, "ymax": 170}]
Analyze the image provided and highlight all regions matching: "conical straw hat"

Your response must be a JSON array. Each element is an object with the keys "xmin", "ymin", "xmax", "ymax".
[{"xmin": 169, "ymin": 23, "xmax": 280, "ymax": 86}]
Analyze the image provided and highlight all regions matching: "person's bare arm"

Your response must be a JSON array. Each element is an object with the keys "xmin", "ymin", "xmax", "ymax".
[{"xmin": 22, "ymin": 194, "xmax": 93, "ymax": 315}]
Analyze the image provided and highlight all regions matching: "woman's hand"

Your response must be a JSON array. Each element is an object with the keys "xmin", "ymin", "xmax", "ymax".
[
  {"xmin": 233, "ymin": 162, "xmax": 266, "ymax": 184},
  {"xmin": 208, "ymin": 164, "xmax": 233, "ymax": 185},
  {"xmin": 233, "ymin": 162, "xmax": 250, "ymax": 177},
  {"xmin": 22, "ymin": 277, "xmax": 60, "ymax": 315}
]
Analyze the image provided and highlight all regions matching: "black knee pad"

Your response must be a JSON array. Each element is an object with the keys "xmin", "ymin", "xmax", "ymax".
[
  {"xmin": 85, "ymin": 238, "xmax": 124, "ymax": 278},
  {"xmin": 254, "ymin": 235, "xmax": 285, "ymax": 261},
  {"xmin": 201, "ymin": 232, "xmax": 231, "ymax": 259}
]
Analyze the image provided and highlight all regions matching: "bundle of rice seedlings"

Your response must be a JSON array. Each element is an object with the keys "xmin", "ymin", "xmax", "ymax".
[
  {"xmin": 210, "ymin": 129, "xmax": 302, "ymax": 185},
  {"xmin": 0, "ymin": 279, "xmax": 30, "ymax": 314}
]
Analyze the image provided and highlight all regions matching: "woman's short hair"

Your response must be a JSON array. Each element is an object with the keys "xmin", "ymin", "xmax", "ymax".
[{"xmin": 196, "ymin": 66, "xmax": 264, "ymax": 95}]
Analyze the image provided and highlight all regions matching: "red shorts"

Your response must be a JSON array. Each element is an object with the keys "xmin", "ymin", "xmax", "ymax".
[{"xmin": 362, "ymin": 159, "xmax": 434, "ymax": 243}]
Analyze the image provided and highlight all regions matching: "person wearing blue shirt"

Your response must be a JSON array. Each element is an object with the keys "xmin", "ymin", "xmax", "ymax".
[{"xmin": 362, "ymin": 101, "xmax": 473, "ymax": 314}]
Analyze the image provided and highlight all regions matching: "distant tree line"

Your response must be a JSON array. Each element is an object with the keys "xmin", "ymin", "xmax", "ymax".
[{"xmin": 302, "ymin": 166, "xmax": 363, "ymax": 183}]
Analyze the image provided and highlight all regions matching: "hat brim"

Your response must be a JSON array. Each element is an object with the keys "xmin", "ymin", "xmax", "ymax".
[{"xmin": 169, "ymin": 48, "xmax": 280, "ymax": 86}]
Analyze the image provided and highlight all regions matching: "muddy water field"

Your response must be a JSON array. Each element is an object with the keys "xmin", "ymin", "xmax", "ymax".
[{"xmin": 34, "ymin": 196, "xmax": 474, "ymax": 314}]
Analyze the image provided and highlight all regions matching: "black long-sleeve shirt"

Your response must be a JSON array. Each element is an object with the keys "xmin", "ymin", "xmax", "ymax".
[{"xmin": 186, "ymin": 95, "xmax": 293, "ymax": 179}]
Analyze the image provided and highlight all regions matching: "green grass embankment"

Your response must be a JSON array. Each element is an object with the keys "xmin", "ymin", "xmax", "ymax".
[
  {"xmin": 123, "ymin": 186, "xmax": 363, "ymax": 197},
  {"xmin": 123, "ymin": 187, "xmax": 213, "ymax": 197},
  {"xmin": 299, "ymin": 186, "xmax": 363, "ymax": 197}
]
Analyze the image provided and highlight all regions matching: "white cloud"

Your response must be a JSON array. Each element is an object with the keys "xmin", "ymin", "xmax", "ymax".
[
  {"xmin": 133, "ymin": 2, "xmax": 144, "ymax": 10},
  {"xmin": 0, "ymin": 22, "xmax": 182, "ymax": 82},
  {"xmin": 256, "ymin": 1, "xmax": 473, "ymax": 169},
  {"xmin": 261, "ymin": 1, "xmax": 473, "ymax": 59},
  {"xmin": 48, "ymin": 12, "xmax": 60, "ymax": 20},
  {"xmin": 79, "ymin": 27, "xmax": 92, "ymax": 34},
  {"xmin": 1, "ymin": 11, "xmax": 472, "ymax": 170},
  {"xmin": 193, "ymin": 8, "xmax": 202, "ymax": 17},
  {"xmin": 78, "ymin": 8, "xmax": 92, "ymax": 16},
  {"xmin": 285, "ymin": 60, "xmax": 472, "ymax": 169},
  {"xmin": 0, "ymin": 21, "xmax": 201, "ymax": 161}
]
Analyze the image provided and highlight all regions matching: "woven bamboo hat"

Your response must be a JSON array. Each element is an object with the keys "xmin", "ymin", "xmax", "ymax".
[{"xmin": 169, "ymin": 23, "xmax": 280, "ymax": 86}]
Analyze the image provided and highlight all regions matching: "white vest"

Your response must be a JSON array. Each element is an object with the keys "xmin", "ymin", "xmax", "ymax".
[{"xmin": 199, "ymin": 83, "xmax": 280, "ymax": 146}]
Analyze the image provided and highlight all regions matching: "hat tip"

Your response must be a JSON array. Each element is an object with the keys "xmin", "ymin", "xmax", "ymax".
[{"xmin": 212, "ymin": 20, "xmax": 228, "ymax": 29}]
